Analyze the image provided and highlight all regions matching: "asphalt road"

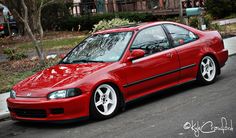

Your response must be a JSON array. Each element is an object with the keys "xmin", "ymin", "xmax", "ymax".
[{"xmin": 0, "ymin": 56, "xmax": 236, "ymax": 138}]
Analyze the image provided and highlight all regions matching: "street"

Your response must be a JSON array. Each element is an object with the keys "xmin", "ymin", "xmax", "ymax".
[{"xmin": 0, "ymin": 55, "xmax": 236, "ymax": 138}]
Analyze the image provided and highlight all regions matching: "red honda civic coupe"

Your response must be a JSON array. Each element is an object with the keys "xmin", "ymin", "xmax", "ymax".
[{"xmin": 7, "ymin": 21, "xmax": 228, "ymax": 122}]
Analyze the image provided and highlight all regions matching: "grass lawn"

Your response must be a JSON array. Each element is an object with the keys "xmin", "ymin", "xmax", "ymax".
[
  {"xmin": 0, "ymin": 70, "xmax": 35, "ymax": 93},
  {"xmin": 219, "ymin": 23, "xmax": 236, "ymax": 38},
  {"xmin": 0, "ymin": 58, "xmax": 60, "ymax": 93},
  {"xmin": 16, "ymin": 35, "xmax": 87, "ymax": 51},
  {"xmin": 0, "ymin": 34, "xmax": 87, "ymax": 93},
  {"xmin": 227, "ymin": 23, "xmax": 236, "ymax": 31}
]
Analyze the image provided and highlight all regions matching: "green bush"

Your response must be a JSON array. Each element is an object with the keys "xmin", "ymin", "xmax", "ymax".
[
  {"xmin": 189, "ymin": 17, "xmax": 199, "ymax": 29},
  {"xmin": 58, "ymin": 12, "xmax": 158, "ymax": 31},
  {"xmin": 188, "ymin": 14, "xmax": 214, "ymax": 30},
  {"xmin": 42, "ymin": 7, "xmax": 182, "ymax": 32},
  {"xmin": 203, "ymin": 14, "xmax": 213, "ymax": 28},
  {"xmin": 42, "ymin": 2, "xmax": 72, "ymax": 30},
  {"xmin": 3, "ymin": 48, "xmax": 28, "ymax": 60},
  {"xmin": 92, "ymin": 18, "xmax": 134, "ymax": 32},
  {"xmin": 205, "ymin": 0, "xmax": 236, "ymax": 19},
  {"xmin": 209, "ymin": 23, "xmax": 223, "ymax": 31}
]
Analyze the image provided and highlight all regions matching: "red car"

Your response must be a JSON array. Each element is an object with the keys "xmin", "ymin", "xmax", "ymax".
[{"xmin": 7, "ymin": 21, "xmax": 228, "ymax": 122}]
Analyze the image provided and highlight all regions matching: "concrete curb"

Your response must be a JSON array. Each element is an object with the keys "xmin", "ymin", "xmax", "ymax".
[
  {"xmin": 229, "ymin": 53, "xmax": 236, "ymax": 57},
  {"xmin": 0, "ymin": 92, "xmax": 10, "ymax": 120},
  {"xmin": 0, "ymin": 112, "xmax": 9, "ymax": 120}
]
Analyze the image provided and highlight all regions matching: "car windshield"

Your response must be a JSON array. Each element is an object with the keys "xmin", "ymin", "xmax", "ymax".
[{"xmin": 61, "ymin": 31, "xmax": 133, "ymax": 64}]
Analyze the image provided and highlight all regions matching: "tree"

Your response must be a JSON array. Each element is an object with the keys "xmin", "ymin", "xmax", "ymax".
[
  {"xmin": 41, "ymin": 3, "xmax": 71, "ymax": 31},
  {"xmin": 8, "ymin": 0, "xmax": 62, "ymax": 64},
  {"xmin": 205, "ymin": 0, "xmax": 236, "ymax": 19},
  {"xmin": 179, "ymin": 0, "xmax": 184, "ymax": 23}
]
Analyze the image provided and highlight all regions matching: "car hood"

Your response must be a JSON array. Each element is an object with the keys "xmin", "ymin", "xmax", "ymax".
[{"xmin": 14, "ymin": 63, "xmax": 112, "ymax": 98}]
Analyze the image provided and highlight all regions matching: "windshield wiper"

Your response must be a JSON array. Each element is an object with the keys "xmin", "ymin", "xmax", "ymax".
[
  {"xmin": 59, "ymin": 60, "xmax": 70, "ymax": 64},
  {"xmin": 72, "ymin": 59, "xmax": 105, "ymax": 63}
]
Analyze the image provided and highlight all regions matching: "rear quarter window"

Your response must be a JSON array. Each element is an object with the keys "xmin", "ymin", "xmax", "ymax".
[{"xmin": 164, "ymin": 24, "xmax": 198, "ymax": 47}]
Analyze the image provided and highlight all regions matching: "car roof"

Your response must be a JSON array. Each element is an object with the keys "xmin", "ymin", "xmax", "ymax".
[
  {"xmin": 94, "ymin": 21, "xmax": 177, "ymax": 34},
  {"xmin": 94, "ymin": 21, "xmax": 202, "ymax": 35}
]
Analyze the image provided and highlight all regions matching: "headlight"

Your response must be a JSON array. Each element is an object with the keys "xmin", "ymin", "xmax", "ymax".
[
  {"xmin": 10, "ymin": 90, "xmax": 16, "ymax": 99},
  {"xmin": 48, "ymin": 88, "xmax": 81, "ymax": 100}
]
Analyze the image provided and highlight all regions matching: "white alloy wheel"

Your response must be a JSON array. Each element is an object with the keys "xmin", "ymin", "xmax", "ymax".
[
  {"xmin": 200, "ymin": 56, "xmax": 216, "ymax": 82},
  {"xmin": 94, "ymin": 84, "xmax": 118, "ymax": 116}
]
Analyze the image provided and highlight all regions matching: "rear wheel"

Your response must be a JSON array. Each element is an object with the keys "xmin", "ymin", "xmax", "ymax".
[
  {"xmin": 197, "ymin": 56, "xmax": 217, "ymax": 84},
  {"xmin": 90, "ymin": 84, "xmax": 120, "ymax": 120}
]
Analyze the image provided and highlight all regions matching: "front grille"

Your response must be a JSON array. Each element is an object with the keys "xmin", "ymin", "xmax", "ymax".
[{"xmin": 11, "ymin": 108, "xmax": 47, "ymax": 118}]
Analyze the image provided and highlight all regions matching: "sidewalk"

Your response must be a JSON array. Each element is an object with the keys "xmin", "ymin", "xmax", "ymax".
[
  {"xmin": 212, "ymin": 18, "xmax": 236, "ymax": 25},
  {"xmin": 0, "ymin": 92, "xmax": 10, "ymax": 120},
  {"xmin": 0, "ymin": 37, "xmax": 236, "ymax": 120},
  {"xmin": 224, "ymin": 37, "xmax": 236, "ymax": 56}
]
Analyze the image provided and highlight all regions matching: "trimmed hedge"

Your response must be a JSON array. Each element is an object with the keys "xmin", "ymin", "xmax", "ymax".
[
  {"xmin": 41, "ymin": 2, "xmax": 182, "ymax": 32},
  {"xmin": 41, "ymin": 2, "xmax": 180, "ymax": 31},
  {"xmin": 64, "ymin": 12, "xmax": 157, "ymax": 31},
  {"xmin": 46, "ymin": 12, "xmax": 158, "ymax": 31},
  {"xmin": 42, "ymin": 3, "xmax": 72, "ymax": 31}
]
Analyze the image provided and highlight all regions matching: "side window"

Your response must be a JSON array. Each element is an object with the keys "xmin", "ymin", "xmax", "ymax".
[
  {"xmin": 164, "ymin": 24, "xmax": 198, "ymax": 47},
  {"xmin": 130, "ymin": 25, "xmax": 170, "ymax": 56}
]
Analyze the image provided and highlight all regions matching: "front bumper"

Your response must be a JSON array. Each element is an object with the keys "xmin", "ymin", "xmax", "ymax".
[{"xmin": 7, "ymin": 93, "xmax": 90, "ymax": 121}]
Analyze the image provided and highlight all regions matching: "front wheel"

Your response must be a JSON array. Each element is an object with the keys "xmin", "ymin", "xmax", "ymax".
[
  {"xmin": 197, "ymin": 56, "xmax": 217, "ymax": 85},
  {"xmin": 90, "ymin": 84, "xmax": 120, "ymax": 120}
]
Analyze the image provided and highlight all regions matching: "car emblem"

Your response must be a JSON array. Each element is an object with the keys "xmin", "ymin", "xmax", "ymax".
[{"xmin": 27, "ymin": 93, "xmax": 31, "ymax": 97}]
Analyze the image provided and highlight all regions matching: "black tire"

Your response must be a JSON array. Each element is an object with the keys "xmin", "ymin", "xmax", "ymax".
[
  {"xmin": 90, "ymin": 84, "xmax": 121, "ymax": 120},
  {"xmin": 197, "ymin": 56, "xmax": 218, "ymax": 85}
]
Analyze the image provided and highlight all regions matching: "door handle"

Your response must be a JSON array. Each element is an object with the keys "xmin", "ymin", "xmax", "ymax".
[{"xmin": 166, "ymin": 53, "xmax": 173, "ymax": 58}]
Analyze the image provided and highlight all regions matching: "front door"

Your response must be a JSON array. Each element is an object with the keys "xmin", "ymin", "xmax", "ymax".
[{"xmin": 123, "ymin": 25, "xmax": 180, "ymax": 100}]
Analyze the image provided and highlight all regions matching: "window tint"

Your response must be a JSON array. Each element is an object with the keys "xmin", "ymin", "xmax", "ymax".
[
  {"xmin": 131, "ymin": 25, "xmax": 170, "ymax": 56},
  {"xmin": 164, "ymin": 24, "xmax": 198, "ymax": 46}
]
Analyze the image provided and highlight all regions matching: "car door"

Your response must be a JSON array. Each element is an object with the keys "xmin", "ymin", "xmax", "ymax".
[
  {"xmin": 123, "ymin": 25, "xmax": 180, "ymax": 100},
  {"xmin": 163, "ymin": 24, "xmax": 202, "ymax": 82}
]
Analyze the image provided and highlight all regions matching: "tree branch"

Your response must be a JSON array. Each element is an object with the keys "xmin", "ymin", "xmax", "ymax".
[
  {"xmin": 20, "ymin": 0, "xmax": 28, "ymax": 22},
  {"xmin": 12, "ymin": 9, "xmax": 24, "ymax": 23},
  {"xmin": 20, "ymin": 0, "xmax": 36, "ymax": 41},
  {"xmin": 38, "ymin": 0, "xmax": 44, "ymax": 40},
  {"xmin": 39, "ymin": 0, "xmax": 44, "ymax": 10},
  {"xmin": 41, "ymin": 0, "xmax": 57, "ymax": 9}
]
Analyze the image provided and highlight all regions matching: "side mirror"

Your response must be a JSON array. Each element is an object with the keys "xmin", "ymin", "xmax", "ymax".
[{"xmin": 128, "ymin": 49, "xmax": 145, "ymax": 61}]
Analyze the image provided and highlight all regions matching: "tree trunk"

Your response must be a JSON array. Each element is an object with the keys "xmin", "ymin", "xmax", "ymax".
[
  {"xmin": 112, "ymin": 0, "xmax": 117, "ymax": 12},
  {"xmin": 37, "ymin": 2, "xmax": 45, "ymax": 64},
  {"xmin": 23, "ymin": 19, "xmax": 45, "ymax": 64},
  {"xmin": 179, "ymin": 0, "xmax": 184, "ymax": 23},
  {"xmin": 8, "ymin": 0, "xmax": 58, "ymax": 65},
  {"xmin": 19, "ymin": 0, "xmax": 45, "ymax": 65}
]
